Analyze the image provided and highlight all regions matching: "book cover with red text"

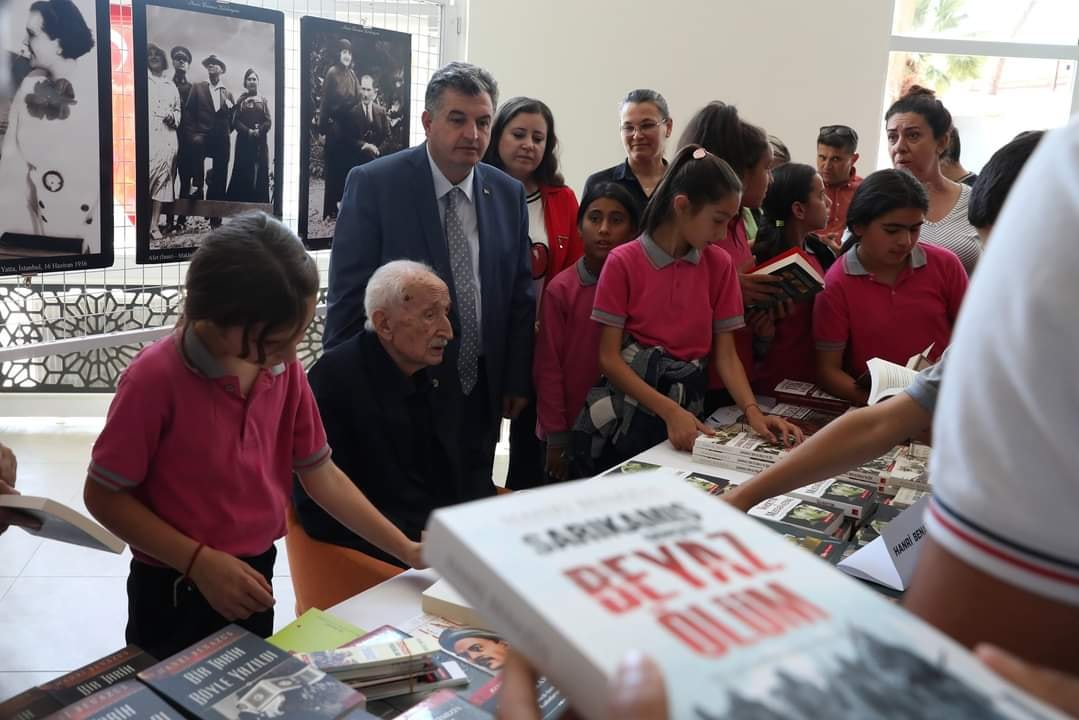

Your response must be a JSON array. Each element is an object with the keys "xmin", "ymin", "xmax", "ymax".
[{"xmin": 425, "ymin": 468, "xmax": 1065, "ymax": 720}]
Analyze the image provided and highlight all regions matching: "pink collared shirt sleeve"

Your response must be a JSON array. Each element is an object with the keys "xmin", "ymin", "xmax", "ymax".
[
  {"xmin": 812, "ymin": 271, "xmax": 850, "ymax": 351},
  {"xmin": 709, "ymin": 251, "xmax": 746, "ymax": 333},
  {"xmin": 591, "ymin": 250, "xmax": 631, "ymax": 329},
  {"xmin": 534, "ymin": 278, "xmax": 571, "ymax": 441},
  {"xmin": 88, "ymin": 357, "xmax": 167, "ymax": 492},
  {"xmin": 291, "ymin": 364, "xmax": 331, "ymax": 474}
]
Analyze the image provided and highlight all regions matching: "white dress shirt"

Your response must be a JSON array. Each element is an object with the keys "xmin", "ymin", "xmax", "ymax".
[{"xmin": 427, "ymin": 145, "xmax": 483, "ymax": 344}]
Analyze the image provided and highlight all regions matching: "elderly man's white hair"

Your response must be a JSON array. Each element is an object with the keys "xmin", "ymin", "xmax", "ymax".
[{"xmin": 364, "ymin": 260, "xmax": 442, "ymax": 331}]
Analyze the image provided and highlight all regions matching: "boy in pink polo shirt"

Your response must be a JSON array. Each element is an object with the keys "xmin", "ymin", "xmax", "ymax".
[
  {"xmin": 84, "ymin": 214, "xmax": 423, "ymax": 659},
  {"xmin": 580, "ymin": 145, "xmax": 800, "ymax": 472},
  {"xmin": 813, "ymin": 169, "xmax": 968, "ymax": 404},
  {"xmin": 534, "ymin": 183, "xmax": 639, "ymax": 482}
]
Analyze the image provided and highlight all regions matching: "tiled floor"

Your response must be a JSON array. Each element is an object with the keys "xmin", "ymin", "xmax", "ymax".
[{"xmin": 0, "ymin": 416, "xmax": 510, "ymax": 701}]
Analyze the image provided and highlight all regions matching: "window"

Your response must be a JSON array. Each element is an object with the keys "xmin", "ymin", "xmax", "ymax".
[{"xmin": 879, "ymin": 0, "xmax": 1078, "ymax": 171}]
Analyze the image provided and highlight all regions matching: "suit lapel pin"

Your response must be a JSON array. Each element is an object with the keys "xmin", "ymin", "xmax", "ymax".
[{"xmin": 482, "ymin": 186, "xmax": 490, "ymax": 196}]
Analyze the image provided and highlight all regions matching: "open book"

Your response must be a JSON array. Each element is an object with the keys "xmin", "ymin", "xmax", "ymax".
[
  {"xmin": 748, "ymin": 247, "xmax": 825, "ymax": 308},
  {"xmin": 0, "ymin": 494, "xmax": 125, "ymax": 553},
  {"xmin": 857, "ymin": 343, "xmax": 936, "ymax": 405}
]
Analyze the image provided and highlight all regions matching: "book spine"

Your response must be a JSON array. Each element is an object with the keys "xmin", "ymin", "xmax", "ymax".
[{"xmin": 425, "ymin": 515, "xmax": 611, "ymax": 720}]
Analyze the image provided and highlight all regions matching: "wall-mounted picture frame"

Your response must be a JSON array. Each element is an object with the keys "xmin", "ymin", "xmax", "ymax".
[
  {"xmin": 0, "ymin": 0, "xmax": 113, "ymax": 275},
  {"xmin": 298, "ymin": 16, "xmax": 411, "ymax": 249},
  {"xmin": 133, "ymin": 0, "xmax": 283, "ymax": 264}
]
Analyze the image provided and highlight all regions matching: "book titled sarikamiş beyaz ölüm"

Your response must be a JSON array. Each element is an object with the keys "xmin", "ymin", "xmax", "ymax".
[
  {"xmin": 424, "ymin": 468, "xmax": 1066, "ymax": 720},
  {"xmin": 138, "ymin": 625, "xmax": 365, "ymax": 719}
]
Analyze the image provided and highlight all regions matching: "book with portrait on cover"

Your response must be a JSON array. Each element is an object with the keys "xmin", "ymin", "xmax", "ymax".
[{"xmin": 424, "ymin": 467, "xmax": 1066, "ymax": 720}]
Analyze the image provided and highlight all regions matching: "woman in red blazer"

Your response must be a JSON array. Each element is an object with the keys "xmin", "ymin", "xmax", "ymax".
[{"xmin": 484, "ymin": 96, "xmax": 582, "ymax": 490}]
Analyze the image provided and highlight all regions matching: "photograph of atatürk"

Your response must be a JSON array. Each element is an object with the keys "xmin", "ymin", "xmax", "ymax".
[
  {"xmin": 133, "ymin": 0, "xmax": 283, "ymax": 264},
  {"xmin": 0, "ymin": 0, "xmax": 112, "ymax": 275},
  {"xmin": 299, "ymin": 16, "xmax": 410, "ymax": 249}
]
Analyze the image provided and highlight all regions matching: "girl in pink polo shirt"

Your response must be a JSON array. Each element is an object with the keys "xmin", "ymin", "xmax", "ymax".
[
  {"xmin": 534, "ymin": 182, "xmax": 640, "ymax": 482},
  {"xmin": 84, "ymin": 213, "xmax": 424, "ymax": 660},
  {"xmin": 751, "ymin": 162, "xmax": 835, "ymax": 394},
  {"xmin": 585, "ymin": 145, "xmax": 800, "ymax": 470},
  {"xmin": 813, "ymin": 169, "xmax": 968, "ymax": 404},
  {"xmin": 678, "ymin": 102, "xmax": 787, "ymax": 407}
]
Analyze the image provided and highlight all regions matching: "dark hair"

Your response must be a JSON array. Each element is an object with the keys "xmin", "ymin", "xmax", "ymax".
[
  {"xmin": 640, "ymin": 144, "xmax": 742, "ymax": 235},
  {"xmin": 621, "ymin": 88, "xmax": 669, "ymax": 120},
  {"xmin": 840, "ymin": 169, "xmax": 929, "ymax": 253},
  {"xmin": 768, "ymin": 135, "xmax": 790, "ymax": 165},
  {"xmin": 31, "ymin": 0, "xmax": 94, "ymax": 60},
  {"xmin": 885, "ymin": 85, "xmax": 952, "ymax": 141},
  {"xmin": 243, "ymin": 68, "xmax": 258, "ymax": 85},
  {"xmin": 483, "ymin": 96, "xmax": 564, "ymax": 187},
  {"xmin": 818, "ymin": 125, "xmax": 859, "ymax": 154},
  {"xmin": 967, "ymin": 131, "xmax": 1044, "ymax": 230},
  {"xmin": 754, "ymin": 163, "xmax": 818, "ymax": 263},
  {"xmin": 576, "ymin": 181, "xmax": 641, "ymax": 232},
  {"xmin": 944, "ymin": 126, "xmax": 962, "ymax": 162},
  {"xmin": 438, "ymin": 627, "xmax": 504, "ymax": 655},
  {"xmin": 677, "ymin": 101, "xmax": 769, "ymax": 179},
  {"xmin": 182, "ymin": 213, "xmax": 320, "ymax": 365},
  {"xmin": 424, "ymin": 61, "xmax": 498, "ymax": 113}
]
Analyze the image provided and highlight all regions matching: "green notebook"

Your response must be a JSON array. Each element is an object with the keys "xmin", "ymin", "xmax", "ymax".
[{"xmin": 267, "ymin": 608, "xmax": 366, "ymax": 653}]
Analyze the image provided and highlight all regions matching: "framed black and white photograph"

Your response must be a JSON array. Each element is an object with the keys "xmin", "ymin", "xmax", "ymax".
[
  {"xmin": 299, "ymin": 16, "xmax": 410, "ymax": 249},
  {"xmin": 0, "ymin": 0, "xmax": 112, "ymax": 275},
  {"xmin": 133, "ymin": 0, "xmax": 283, "ymax": 264}
]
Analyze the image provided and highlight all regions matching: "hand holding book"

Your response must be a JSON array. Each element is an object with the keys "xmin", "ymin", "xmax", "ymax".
[{"xmin": 738, "ymin": 271, "xmax": 785, "ymax": 305}]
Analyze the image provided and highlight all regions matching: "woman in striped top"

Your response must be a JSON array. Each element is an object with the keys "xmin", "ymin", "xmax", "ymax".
[{"xmin": 885, "ymin": 86, "xmax": 981, "ymax": 275}]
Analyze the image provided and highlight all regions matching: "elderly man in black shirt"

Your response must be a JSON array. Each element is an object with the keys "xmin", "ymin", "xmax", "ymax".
[{"xmin": 293, "ymin": 260, "xmax": 459, "ymax": 567}]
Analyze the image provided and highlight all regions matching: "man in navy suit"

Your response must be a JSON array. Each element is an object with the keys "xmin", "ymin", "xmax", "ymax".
[{"xmin": 325, "ymin": 62, "xmax": 533, "ymax": 496}]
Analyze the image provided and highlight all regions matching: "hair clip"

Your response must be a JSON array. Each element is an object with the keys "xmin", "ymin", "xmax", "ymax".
[{"xmin": 692, "ymin": 147, "xmax": 708, "ymax": 160}]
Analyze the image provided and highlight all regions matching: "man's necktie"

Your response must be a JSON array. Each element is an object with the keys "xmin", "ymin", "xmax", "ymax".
[{"xmin": 444, "ymin": 187, "xmax": 479, "ymax": 395}]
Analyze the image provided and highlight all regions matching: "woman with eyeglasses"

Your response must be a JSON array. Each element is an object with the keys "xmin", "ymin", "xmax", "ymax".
[
  {"xmin": 884, "ymin": 86, "xmax": 980, "ymax": 274},
  {"xmin": 582, "ymin": 89, "xmax": 672, "ymax": 218},
  {"xmin": 483, "ymin": 96, "xmax": 582, "ymax": 490}
]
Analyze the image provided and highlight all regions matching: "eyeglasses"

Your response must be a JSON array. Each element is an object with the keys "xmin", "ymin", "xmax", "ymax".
[
  {"xmin": 819, "ymin": 125, "xmax": 859, "ymax": 143},
  {"xmin": 620, "ymin": 120, "xmax": 666, "ymax": 136}
]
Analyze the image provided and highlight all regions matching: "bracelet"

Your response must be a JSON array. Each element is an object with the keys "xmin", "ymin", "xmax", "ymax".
[{"xmin": 183, "ymin": 542, "xmax": 206, "ymax": 581}]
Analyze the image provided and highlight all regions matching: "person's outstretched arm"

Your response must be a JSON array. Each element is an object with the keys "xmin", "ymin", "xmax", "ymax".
[{"xmin": 725, "ymin": 394, "xmax": 929, "ymax": 511}]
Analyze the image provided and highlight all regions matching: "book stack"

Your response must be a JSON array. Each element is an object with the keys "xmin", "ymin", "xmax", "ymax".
[
  {"xmin": 319, "ymin": 627, "xmax": 470, "ymax": 703},
  {"xmin": 295, "ymin": 637, "xmax": 439, "ymax": 688},
  {"xmin": 852, "ymin": 503, "xmax": 904, "ymax": 548},
  {"xmin": 877, "ymin": 444, "xmax": 931, "ymax": 496},
  {"xmin": 692, "ymin": 424, "xmax": 899, "ymax": 489},
  {"xmin": 749, "ymin": 495, "xmax": 845, "ymax": 537},
  {"xmin": 786, "ymin": 477, "xmax": 879, "ymax": 519},
  {"xmin": 772, "ymin": 379, "xmax": 850, "ymax": 414}
]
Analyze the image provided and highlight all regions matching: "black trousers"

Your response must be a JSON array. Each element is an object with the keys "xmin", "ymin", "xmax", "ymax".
[
  {"xmin": 458, "ymin": 359, "xmax": 500, "ymax": 498},
  {"xmin": 506, "ymin": 395, "xmax": 546, "ymax": 490},
  {"xmin": 125, "ymin": 545, "xmax": 275, "ymax": 660}
]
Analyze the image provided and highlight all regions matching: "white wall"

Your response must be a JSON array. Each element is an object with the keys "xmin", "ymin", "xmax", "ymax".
[{"xmin": 467, "ymin": 0, "xmax": 895, "ymax": 193}]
